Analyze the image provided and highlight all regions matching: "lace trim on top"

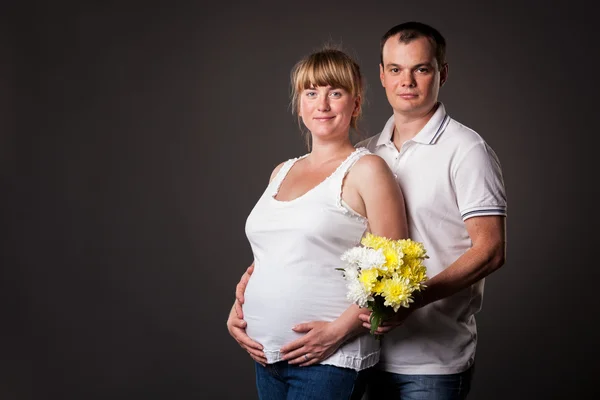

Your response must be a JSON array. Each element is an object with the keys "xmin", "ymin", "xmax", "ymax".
[
  {"xmin": 270, "ymin": 148, "xmax": 366, "ymax": 204},
  {"xmin": 333, "ymin": 147, "xmax": 370, "ymax": 221},
  {"xmin": 269, "ymin": 153, "xmax": 309, "ymax": 199}
]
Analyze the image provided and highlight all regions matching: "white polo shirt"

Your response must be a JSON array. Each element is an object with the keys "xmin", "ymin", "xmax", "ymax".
[{"xmin": 357, "ymin": 102, "xmax": 506, "ymax": 374}]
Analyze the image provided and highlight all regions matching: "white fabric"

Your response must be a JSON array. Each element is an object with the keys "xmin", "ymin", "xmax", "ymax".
[
  {"xmin": 243, "ymin": 147, "xmax": 379, "ymax": 371},
  {"xmin": 357, "ymin": 103, "xmax": 507, "ymax": 374}
]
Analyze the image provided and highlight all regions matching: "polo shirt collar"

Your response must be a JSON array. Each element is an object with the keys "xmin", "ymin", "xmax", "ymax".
[{"xmin": 376, "ymin": 102, "xmax": 450, "ymax": 147}]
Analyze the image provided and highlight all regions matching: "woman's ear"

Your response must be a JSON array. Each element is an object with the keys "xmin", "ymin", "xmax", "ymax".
[{"xmin": 353, "ymin": 96, "xmax": 361, "ymax": 117}]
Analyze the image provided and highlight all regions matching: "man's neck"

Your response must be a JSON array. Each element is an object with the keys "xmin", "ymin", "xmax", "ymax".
[{"xmin": 391, "ymin": 103, "xmax": 439, "ymax": 150}]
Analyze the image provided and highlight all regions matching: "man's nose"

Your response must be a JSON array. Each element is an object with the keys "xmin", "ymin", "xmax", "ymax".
[{"xmin": 400, "ymin": 71, "xmax": 416, "ymax": 88}]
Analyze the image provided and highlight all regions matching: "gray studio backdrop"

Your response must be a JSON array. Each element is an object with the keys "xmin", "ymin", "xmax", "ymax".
[{"xmin": 5, "ymin": 1, "xmax": 596, "ymax": 399}]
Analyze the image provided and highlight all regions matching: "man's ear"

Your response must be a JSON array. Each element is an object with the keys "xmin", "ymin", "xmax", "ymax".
[{"xmin": 440, "ymin": 63, "xmax": 449, "ymax": 87}]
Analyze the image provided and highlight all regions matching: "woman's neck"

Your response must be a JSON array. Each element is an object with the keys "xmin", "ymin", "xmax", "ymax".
[{"xmin": 308, "ymin": 137, "xmax": 355, "ymax": 165}]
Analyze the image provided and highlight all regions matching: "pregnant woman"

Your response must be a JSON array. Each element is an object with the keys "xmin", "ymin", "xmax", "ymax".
[{"xmin": 229, "ymin": 47, "xmax": 408, "ymax": 400}]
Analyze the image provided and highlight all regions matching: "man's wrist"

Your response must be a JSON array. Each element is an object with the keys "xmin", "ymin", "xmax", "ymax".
[{"xmin": 413, "ymin": 289, "xmax": 428, "ymax": 309}]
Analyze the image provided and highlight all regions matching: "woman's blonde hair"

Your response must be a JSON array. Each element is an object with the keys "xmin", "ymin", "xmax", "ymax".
[{"xmin": 290, "ymin": 47, "xmax": 364, "ymax": 147}]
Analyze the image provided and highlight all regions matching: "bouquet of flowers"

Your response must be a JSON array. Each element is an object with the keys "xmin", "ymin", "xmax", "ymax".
[{"xmin": 338, "ymin": 233, "xmax": 428, "ymax": 336}]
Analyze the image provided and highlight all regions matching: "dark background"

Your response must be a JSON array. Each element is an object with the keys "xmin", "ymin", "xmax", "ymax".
[{"xmin": 4, "ymin": 0, "xmax": 597, "ymax": 399}]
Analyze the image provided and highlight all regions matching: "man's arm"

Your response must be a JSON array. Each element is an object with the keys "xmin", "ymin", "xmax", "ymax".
[{"xmin": 360, "ymin": 215, "xmax": 506, "ymax": 333}]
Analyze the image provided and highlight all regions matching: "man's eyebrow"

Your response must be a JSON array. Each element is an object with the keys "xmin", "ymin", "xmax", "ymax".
[
  {"xmin": 385, "ymin": 62, "xmax": 435, "ymax": 69},
  {"xmin": 414, "ymin": 62, "xmax": 435, "ymax": 68}
]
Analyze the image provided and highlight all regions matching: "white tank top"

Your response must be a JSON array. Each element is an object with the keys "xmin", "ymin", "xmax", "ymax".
[{"xmin": 243, "ymin": 147, "xmax": 379, "ymax": 371}]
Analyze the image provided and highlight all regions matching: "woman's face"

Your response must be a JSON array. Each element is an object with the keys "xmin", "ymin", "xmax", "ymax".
[{"xmin": 299, "ymin": 85, "xmax": 359, "ymax": 140}]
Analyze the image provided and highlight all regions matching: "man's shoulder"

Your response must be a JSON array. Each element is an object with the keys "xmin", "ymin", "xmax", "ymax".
[
  {"xmin": 444, "ymin": 117, "xmax": 503, "ymax": 167},
  {"xmin": 444, "ymin": 117, "xmax": 490, "ymax": 147},
  {"xmin": 355, "ymin": 133, "xmax": 382, "ymax": 151}
]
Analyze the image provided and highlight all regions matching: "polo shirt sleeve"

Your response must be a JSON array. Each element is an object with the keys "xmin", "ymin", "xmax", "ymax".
[{"xmin": 453, "ymin": 141, "xmax": 507, "ymax": 221}]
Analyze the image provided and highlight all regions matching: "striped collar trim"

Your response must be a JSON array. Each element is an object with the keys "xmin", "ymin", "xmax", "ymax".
[{"xmin": 376, "ymin": 102, "xmax": 450, "ymax": 147}]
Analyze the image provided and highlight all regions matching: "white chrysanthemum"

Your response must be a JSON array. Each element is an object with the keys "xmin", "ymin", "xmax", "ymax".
[
  {"xmin": 342, "ymin": 266, "xmax": 359, "ymax": 280},
  {"xmin": 345, "ymin": 274, "xmax": 373, "ymax": 308},
  {"xmin": 341, "ymin": 247, "xmax": 386, "ymax": 271}
]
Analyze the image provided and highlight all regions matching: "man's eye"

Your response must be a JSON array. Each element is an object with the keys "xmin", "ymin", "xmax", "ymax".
[
  {"xmin": 417, "ymin": 68, "xmax": 429, "ymax": 73},
  {"xmin": 330, "ymin": 92, "xmax": 342, "ymax": 98},
  {"xmin": 390, "ymin": 68, "xmax": 399, "ymax": 73}
]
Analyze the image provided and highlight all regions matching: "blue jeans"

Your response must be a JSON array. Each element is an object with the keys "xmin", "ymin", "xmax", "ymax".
[
  {"xmin": 255, "ymin": 361, "xmax": 369, "ymax": 400},
  {"xmin": 364, "ymin": 365, "xmax": 474, "ymax": 399}
]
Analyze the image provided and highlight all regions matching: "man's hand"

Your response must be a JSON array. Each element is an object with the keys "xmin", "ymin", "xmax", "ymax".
[
  {"xmin": 279, "ymin": 321, "xmax": 346, "ymax": 367},
  {"xmin": 358, "ymin": 307, "xmax": 413, "ymax": 335},
  {"xmin": 234, "ymin": 265, "xmax": 254, "ymax": 319},
  {"xmin": 226, "ymin": 302, "xmax": 267, "ymax": 366}
]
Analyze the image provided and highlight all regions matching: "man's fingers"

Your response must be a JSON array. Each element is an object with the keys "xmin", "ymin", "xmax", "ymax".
[
  {"xmin": 375, "ymin": 328, "xmax": 391, "ymax": 335},
  {"xmin": 229, "ymin": 324, "xmax": 263, "ymax": 350},
  {"xmin": 249, "ymin": 354, "xmax": 267, "ymax": 366},
  {"xmin": 236, "ymin": 265, "xmax": 254, "ymax": 304},
  {"xmin": 230, "ymin": 316, "xmax": 247, "ymax": 329},
  {"xmin": 234, "ymin": 299, "xmax": 244, "ymax": 319},
  {"xmin": 236, "ymin": 334, "xmax": 263, "ymax": 351},
  {"xmin": 236, "ymin": 282, "xmax": 245, "ymax": 304},
  {"xmin": 246, "ymin": 345, "xmax": 267, "ymax": 366},
  {"xmin": 358, "ymin": 313, "xmax": 371, "ymax": 322},
  {"xmin": 245, "ymin": 347, "xmax": 267, "ymax": 360}
]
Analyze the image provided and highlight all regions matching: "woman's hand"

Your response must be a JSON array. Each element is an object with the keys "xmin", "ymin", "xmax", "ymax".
[{"xmin": 279, "ymin": 321, "xmax": 346, "ymax": 367}]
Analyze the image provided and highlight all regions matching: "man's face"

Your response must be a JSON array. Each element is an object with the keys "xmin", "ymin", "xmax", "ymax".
[{"xmin": 380, "ymin": 35, "xmax": 447, "ymax": 117}]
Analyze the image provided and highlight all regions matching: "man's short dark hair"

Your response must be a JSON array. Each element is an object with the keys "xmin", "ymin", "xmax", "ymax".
[{"xmin": 380, "ymin": 22, "xmax": 446, "ymax": 69}]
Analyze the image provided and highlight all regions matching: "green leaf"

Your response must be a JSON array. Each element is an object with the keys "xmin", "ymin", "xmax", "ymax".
[{"xmin": 370, "ymin": 311, "xmax": 383, "ymax": 335}]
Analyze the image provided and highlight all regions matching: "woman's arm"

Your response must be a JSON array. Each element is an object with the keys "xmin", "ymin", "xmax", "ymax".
[{"xmin": 347, "ymin": 154, "xmax": 408, "ymax": 240}]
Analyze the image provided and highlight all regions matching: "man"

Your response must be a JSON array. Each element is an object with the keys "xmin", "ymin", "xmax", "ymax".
[{"xmin": 227, "ymin": 21, "xmax": 507, "ymax": 399}]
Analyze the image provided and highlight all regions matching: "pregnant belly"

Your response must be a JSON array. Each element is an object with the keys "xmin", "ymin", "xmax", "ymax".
[{"xmin": 242, "ymin": 270, "xmax": 350, "ymax": 355}]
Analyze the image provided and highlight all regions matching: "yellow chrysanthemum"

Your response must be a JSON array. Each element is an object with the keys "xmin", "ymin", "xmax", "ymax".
[
  {"xmin": 381, "ymin": 276, "xmax": 413, "ymax": 312},
  {"xmin": 398, "ymin": 239, "xmax": 427, "ymax": 259},
  {"xmin": 409, "ymin": 266, "xmax": 428, "ymax": 286},
  {"xmin": 372, "ymin": 280, "xmax": 385, "ymax": 294},
  {"xmin": 396, "ymin": 265, "xmax": 413, "ymax": 280},
  {"xmin": 402, "ymin": 257, "xmax": 421, "ymax": 269},
  {"xmin": 382, "ymin": 246, "xmax": 402, "ymax": 270},
  {"xmin": 348, "ymin": 234, "xmax": 428, "ymax": 315},
  {"xmin": 358, "ymin": 268, "xmax": 379, "ymax": 291},
  {"xmin": 361, "ymin": 233, "xmax": 389, "ymax": 250}
]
